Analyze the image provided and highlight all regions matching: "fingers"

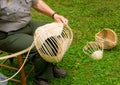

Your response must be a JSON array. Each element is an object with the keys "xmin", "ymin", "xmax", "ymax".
[
  {"xmin": 61, "ymin": 16, "xmax": 68, "ymax": 26},
  {"xmin": 54, "ymin": 14, "xmax": 68, "ymax": 26}
]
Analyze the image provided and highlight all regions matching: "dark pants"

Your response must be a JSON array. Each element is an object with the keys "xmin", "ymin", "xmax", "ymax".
[{"xmin": 0, "ymin": 21, "xmax": 54, "ymax": 80}]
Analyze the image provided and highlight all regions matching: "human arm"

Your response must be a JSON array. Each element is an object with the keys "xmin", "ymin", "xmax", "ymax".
[{"xmin": 32, "ymin": 0, "xmax": 68, "ymax": 26}]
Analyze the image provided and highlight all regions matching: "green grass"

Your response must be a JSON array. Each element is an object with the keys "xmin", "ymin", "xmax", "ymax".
[{"xmin": 1, "ymin": 0, "xmax": 120, "ymax": 85}]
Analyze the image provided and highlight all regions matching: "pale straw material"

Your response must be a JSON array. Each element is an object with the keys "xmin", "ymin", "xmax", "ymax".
[
  {"xmin": 34, "ymin": 22, "xmax": 73, "ymax": 63},
  {"xmin": 95, "ymin": 28, "xmax": 118, "ymax": 50},
  {"xmin": 83, "ymin": 41, "xmax": 103, "ymax": 60}
]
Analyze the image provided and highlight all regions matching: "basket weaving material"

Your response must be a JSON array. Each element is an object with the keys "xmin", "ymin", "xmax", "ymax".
[
  {"xmin": 34, "ymin": 22, "xmax": 73, "ymax": 63},
  {"xmin": 95, "ymin": 29, "xmax": 118, "ymax": 50},
  {"xmin": 83, "ymin": 41, "xmax": 103, "ymax": 60}
]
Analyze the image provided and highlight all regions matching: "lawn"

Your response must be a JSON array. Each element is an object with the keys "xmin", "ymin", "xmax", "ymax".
[{"xmin": 1, "ymin": 0, "xmax": 120, "ymax": 85}]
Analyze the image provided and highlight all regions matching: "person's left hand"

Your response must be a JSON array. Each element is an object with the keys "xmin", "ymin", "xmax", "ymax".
[{"xmin": 53, "ymin": 14, "xmax": 68, "ymax": 26}]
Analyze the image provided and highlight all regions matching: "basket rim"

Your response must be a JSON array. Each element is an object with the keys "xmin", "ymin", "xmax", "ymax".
[{"xmin": 95, "ymin": 28, "xmax": 118, "ymax": 44}]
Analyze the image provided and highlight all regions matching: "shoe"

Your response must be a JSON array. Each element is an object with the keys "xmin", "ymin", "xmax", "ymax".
[
  {"xmin": 53, "ymin": 66, "xmax": 67, "ymax": 78},
  {"xmin": 34, "ymin": 78, "xmax": 50, "ymax": 85}
]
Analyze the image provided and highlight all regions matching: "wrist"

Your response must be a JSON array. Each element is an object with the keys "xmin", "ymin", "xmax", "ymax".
[{"xmin": 52, "ymin": 12, "xmax": 57, "ymax": 19}]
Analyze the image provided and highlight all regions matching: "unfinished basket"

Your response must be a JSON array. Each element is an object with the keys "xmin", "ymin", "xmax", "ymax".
[
  {"xmin": 83, "ymin": 41, "xmax": 103, "ymax": 60},
  {"xmin": 95, "ymin": 28, "xmax": 118, "ymax": 50},
  {"xmin": 34, "ymin": 22, "xmax": 73, "ymax": 63}
]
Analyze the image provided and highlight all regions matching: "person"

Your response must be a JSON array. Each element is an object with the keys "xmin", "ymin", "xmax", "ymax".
[{"xmin": 0, "ymin": 0, "xmax": 68, "ymax": 85}]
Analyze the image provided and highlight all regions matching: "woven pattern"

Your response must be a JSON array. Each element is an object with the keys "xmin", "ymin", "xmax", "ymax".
[
  {"xmin": 83, "ymin": 42, "xmax": 103, "ymax": 60},
  {"xmin": 95, "ymin": 29, "xmax": 118, "ymax": 50},
  {"xmin": 34, "ymin": 22, "xmax": 73, "ymax": 63}
]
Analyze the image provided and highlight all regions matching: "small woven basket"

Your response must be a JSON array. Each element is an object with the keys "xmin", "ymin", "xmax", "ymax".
[
  {"xmin": 83, "ymin": 41, "xmax": 103, "ymax": 60},
  {"xmin": 95, "ymin": 28, "xmax": 118, "ymax": 50}
]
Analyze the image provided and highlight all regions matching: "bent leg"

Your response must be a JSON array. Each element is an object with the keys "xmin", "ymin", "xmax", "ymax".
[{"xmin": 0, "ymin": 33, "xmax": 54, "ymax": 80}]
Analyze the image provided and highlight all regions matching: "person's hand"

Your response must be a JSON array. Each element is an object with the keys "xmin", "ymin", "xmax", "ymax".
[{"xmin": 53, "ymin": 13, "xmax": 68, "ymax": 26}]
